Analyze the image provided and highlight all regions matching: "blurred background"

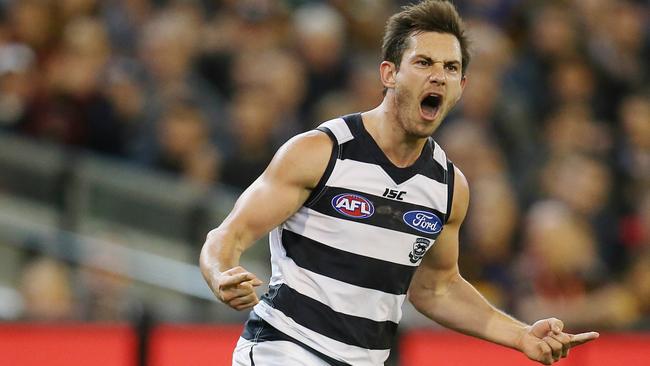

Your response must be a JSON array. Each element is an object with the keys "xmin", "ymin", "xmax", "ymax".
[{"xmin": 0, "ymin": 0, "xmax": 648, "ymax": 365}]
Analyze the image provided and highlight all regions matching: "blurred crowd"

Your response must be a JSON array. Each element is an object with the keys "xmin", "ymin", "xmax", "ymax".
[{"xmin": 0, "ymin": 0, "xmax": 648, "ymax": 330}]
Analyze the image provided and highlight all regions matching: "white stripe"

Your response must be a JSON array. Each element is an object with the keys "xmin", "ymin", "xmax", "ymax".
[
  {"xmin": 234, "ymin": 338, "xmax": 331, "ymax": 366},
  {"xmin": 432, "ymin": 140, "xmax": 448, "ymax": 169},
  {"xmin": 284, "ymin": 207, "xmax": 433, "ymax": 266},
  {"xmin": 267, "ymin": 242, "xmax": 406, "ymax": 323},
  {"xmin": 254, "ymin": 301, "xmax": 389, "ymax": 366},
  {"xmin": 318, "ymin": 118, "xmax": 354, "ymax": 144},
  {"xmin": 327, "ymin": 159, "xmax": 448, "ymax": 212}
]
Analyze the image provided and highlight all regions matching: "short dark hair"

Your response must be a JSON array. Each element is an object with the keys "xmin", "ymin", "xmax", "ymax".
[{"xmin": 382, "ymin": 0, "xmax": 470, "ymax": 75}]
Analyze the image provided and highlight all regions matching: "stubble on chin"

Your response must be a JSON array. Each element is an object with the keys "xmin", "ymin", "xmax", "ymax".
[{"xmin": 394, "ymin": 87, "xmax": 442, "ymax": 139}]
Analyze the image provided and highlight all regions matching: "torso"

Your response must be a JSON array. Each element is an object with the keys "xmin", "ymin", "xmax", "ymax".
[{"xmin": 246, "ymin": 113, "xmax": 455, "ymax": 365}]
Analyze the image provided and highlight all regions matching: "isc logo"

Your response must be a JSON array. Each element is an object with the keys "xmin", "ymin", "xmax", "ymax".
[{"xmin": 331, "ymin": 193, "xmax": 375, "ymax": 219}]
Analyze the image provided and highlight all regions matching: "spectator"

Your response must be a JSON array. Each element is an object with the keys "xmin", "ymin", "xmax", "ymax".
[
  {"xmin": 515, "ymin": 201, "xmax": 639, "ymax": 330},
  {"xmin": 618, "ymin": 93, "xmax": 650, "ymax": 194},
  {"xmin": 77, "ymin": 243, "xmax": 139, "ymax": 322},
  {"xmin": 136, "ymin": 6, "xmax": 227, "ymax": 153},
  {"xmin": 0, "ymin": 43, "xmax": 37, "ymax": 130},
  {"xmin": 220, "ymin": 89, "xmax": 277, "ymax": 190},
  {"xmin": 149, "ymin": 100, "xmax": 221, "ymax": 187},
  {"xmin": 293, "ymin": 3, "xmax": 351, "ymax": 127},
  {"xmin": 18, "ymin": 257, "xmax": 75, "ymax": 321},
  {"xmin": 8, "ymin": 0, "xmax": 59, "ymax": 63},
  {"xmin": 460, "ymin": 175, "xmax": 519, "ymax": 310},
  {"xmin": 20, "ymin": 16, "xmax": 125, "ymax": 155},
  {"xmin": 624, "ymin": 249, "xmax": 650, "ymax": 328}
]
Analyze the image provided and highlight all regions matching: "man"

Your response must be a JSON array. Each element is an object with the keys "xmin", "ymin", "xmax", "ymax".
[{"xmin": 200, "ymin": 1, "xmax": 599, "ymax": 365}]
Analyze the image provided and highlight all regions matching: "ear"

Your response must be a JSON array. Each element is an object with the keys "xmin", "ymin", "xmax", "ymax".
[
  {"xmin": 456, "ymin": 75, "xmax": 468, "ymax": 102},
  {"xmin": 460, "ymin": 75, "xmax": 467, "ymax": 90},
  {"xmin": 380, "ymin": 61, "xmax": 397, "ymax": 89}
]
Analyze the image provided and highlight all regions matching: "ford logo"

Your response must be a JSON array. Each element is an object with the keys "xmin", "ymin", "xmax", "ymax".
[
  {"xmin": 331, "ymin": 193, "xmax": 375, "ymax": 219},
  {"xmin": 403, "ymin": 210, "xmax": 442, "ymax": 234}
]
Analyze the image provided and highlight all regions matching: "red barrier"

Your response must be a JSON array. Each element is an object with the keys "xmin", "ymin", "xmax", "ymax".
[
  {"xmin": 148, "ymin": 324, "xmax": 243, "ymax": 366},
  {"xmin": 569, "ymin": 333, "xmax": 650, "ymax": 366},
  {"xmin": 0, "ymin": 323, "xmax": 137, "ymax": 366},
  {"xmin": 2, "ymin": 323, "xmax": 648, "ymax": 366},
  {"xmin": 400, "ymin": 329, "xmax": 650, "ymax": 366}
]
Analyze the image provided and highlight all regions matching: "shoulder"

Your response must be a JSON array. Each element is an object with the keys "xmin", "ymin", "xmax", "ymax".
[
  {"xmin": 274, "ymin": 129, "xmax": 334, "ymax": 166},
  {"xmin": 266, "ymin": 130, "xmax": 334, "ymax": 189}
]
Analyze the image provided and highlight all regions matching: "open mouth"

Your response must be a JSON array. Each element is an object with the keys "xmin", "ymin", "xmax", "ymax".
[{"xmin": 420, "ymin": 94, "xmax": 442, "ymax": 120}]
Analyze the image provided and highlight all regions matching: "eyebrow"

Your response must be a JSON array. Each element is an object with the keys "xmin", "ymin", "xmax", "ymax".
[{"xmin": 413, "ymin": 54, "xmax": 461, "ymax": 66}]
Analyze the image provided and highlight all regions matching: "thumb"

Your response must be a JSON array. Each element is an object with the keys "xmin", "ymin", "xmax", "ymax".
[
  {"xmin": 249, "ymin": 277, "xmax": 263, "ymax": 286},
  {"xmin": 548, "ymin": 318, "xmax": 564, "ymax": 334},
  {"xmin": 530, "ymin": 319, "xmax": 553, "ymax": 338}
]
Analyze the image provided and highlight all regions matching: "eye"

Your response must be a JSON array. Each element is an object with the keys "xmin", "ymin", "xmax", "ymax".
[
  {"xmin": 445, "ymin": 63, "xmax": 459, "ymax": 72},
  {"xmin": 417, "ymin": 59, "xmax": 430, "ymax": 66}
]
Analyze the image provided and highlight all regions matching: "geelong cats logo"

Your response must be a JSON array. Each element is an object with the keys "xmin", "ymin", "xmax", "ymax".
[
  {"xmin": 331, "ymin": 193, "xmax": 375, "ymax": 218},
  {"xmin": 409, "ymin": 238, "xmax": 431, "ymax": 263}
]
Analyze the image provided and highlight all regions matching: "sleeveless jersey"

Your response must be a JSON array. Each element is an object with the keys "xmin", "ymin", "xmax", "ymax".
[{"xmin": 245, "ymin": 113, "xmax": 455, "ymax": 365}]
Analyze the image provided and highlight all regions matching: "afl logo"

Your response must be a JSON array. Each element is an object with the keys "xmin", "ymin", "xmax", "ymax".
[
  {"xmin": 403, "ymin": 210, "xmax": 443, "ymax": 234},
  {"xmin": 331, "ymin": 193, "xmax": 375, "ymax": 219}
]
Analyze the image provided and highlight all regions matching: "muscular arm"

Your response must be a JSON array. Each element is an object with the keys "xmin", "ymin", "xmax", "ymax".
[
  {"xmin": 199, "ymin": 130, "xmax": 333, "ymax": 309},
  {"xmin": 409, "ymin": 166, "xmax": 527, "ymax": 347},
  {"xmin": 408, "ymin": 166, "xmax": 598, "ymax": 365}
]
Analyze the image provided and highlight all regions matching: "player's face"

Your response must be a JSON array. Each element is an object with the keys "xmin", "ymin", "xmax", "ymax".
[{"xmin": 391, "ymin": 32, "xmax": 466, "ymax": 138}]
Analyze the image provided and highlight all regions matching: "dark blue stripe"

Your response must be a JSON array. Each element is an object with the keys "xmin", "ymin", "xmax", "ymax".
[
  {"xmin": 242, "ymin": 310, "xmax": 351, "ymax": 366},
  {"xmin": 308, "ymin": 186, "xmax": 445, "ymax": 240},
  {"xmin": 282, "ymin": 229, "xmax": 416, "ymax": 295},
  {"xmin": 305, "ymin": 127, "xmax": 338, "ymax": 207},
  {"xmin": 445, "ymin": 161, "xmax": 455, "ymax": 223},
  {"xmin": 261, "ymin": 284, "xmax": 397, "ymax": 350},
  {"xmin": 340, "ymin": 113, "xmax": 447, "ymax": 184},
  {"xmin": 249, "ymin": 345, "xmax": 255, "ymax": 365}
]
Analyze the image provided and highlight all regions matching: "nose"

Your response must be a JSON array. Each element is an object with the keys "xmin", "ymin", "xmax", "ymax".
[{"xmin": 429, "ymin": 63, "xmax": 446, "ymax": 85}]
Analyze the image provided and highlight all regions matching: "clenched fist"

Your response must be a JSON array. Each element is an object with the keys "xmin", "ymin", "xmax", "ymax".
[{"xmin": 211, "ymin": 266, "xmax": 263, "ymax": 311}]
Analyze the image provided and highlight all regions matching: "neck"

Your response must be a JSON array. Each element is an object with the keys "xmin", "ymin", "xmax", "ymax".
[{"xmin": 361, "ymin": 99, "xmax": 428, "ymax": 168}]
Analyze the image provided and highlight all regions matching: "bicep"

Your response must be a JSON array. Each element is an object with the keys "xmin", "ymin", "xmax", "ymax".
[
  {"xmin": 216, "ymin": 131, "xmax": 333, "ymax": 245},
  {"xmin": 412, "ymin": 166, "xmax": 469, "ymax": 286}
]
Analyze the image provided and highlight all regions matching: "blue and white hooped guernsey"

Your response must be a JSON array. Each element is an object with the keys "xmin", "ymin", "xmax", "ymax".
[{"xmin": 242, "ymin": 113, "xmax": 455, "ymax": 366}]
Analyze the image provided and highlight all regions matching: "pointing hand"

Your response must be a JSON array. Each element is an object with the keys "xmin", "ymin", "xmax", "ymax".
[
  {"xmin": 212, "ymin": 266, "xmax": 263, "ymax": 311},
  {"xmin": 519, "ymin": 318, "xmax": 599, "ymax": 365}
]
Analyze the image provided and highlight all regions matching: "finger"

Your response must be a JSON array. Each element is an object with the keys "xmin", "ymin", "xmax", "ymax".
[
  {"xmin": 543, "ymin": 336, "xmax": 563, "ymax": 362},
  {"xmin": 220, "ymin": 282, "xmax": 255, "ymax": 302},
  {"xmin": 548, "ymin": 332, "xmax": 571, "ymax": 358},
  {"xmin": 234, "ymin": 301, "xmax": 258, "ymax": 311},
  {"xmin": 247, "ymin": 277, "xmax": 263, "ymax": 286},
  {"xmin": 569, "ymin": 332, "xmax": 600, "ymax": 347},
  {"xmin": 538, "ymin": 341, "xmax": 553, "ymax": 365},
  {"xmin": 219, "ymin": 272, "xmax": 256, "ymax": 287},
  {"xmin": 229, "ymin": 293, "xmax": 258, "ymax": 308},
  {"xmin": 548, "ymin": 318, "xmax": 564, "ymax": 334},
  {"xmin": 530, "ymin": 319, "xmax": 557, "ymax": 339},
  {"xmin": 221, "ymin": 266, "xmax": 246, "ymax": 275},
  {"xmin": 233, "ymin": 295, "xmax": 260, "ymax": 311}
]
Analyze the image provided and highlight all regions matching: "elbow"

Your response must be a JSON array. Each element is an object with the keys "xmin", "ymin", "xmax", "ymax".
[
  {"xmin": 408, "ymin": 287, "xmax": 433, "ymax": 314},
  {"xmin": 408, "ymin": 271, "xmax": 462, "ymax": 315}
]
